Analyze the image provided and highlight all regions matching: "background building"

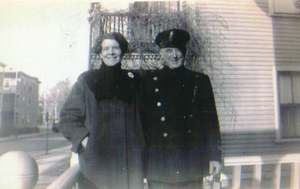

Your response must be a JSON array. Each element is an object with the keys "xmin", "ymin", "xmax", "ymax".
[{"xmin": 0, "ymin": 70, "xmax": 40, "ymax": 136}]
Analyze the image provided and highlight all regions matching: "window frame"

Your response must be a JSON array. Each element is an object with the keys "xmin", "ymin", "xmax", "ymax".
[
  {"xmin": 274, "ymin": 65, "xmax": 300, "ymax": 142},
  {"xmin": 268, "ymin": 0, "xmax": 300, "ymax": 17},
  {"xmin": 3, "ymin": 79, "xmax": 10, "ymax": 89}
]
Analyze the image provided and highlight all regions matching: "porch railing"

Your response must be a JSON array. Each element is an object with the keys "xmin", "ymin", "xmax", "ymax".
[
  {"xmin": 92, "ymin": 12, "xmax": 186, "ymax": 44},
  {"xmin": 223, "ymin": 153, "xmax": 300, "ymax": 189},
  {"xmin": 47, "ymin": 153, "xmax": 300, "ymax": 189},
  {"xmin": 90, "ymin": 1, "xmax": 184, "ymax": 43},
  {"xmin": 46, "ymin": 164, "xmax": 79, "ymax": 189},
  {"xmin": 91, "ymin": 52, "xmax": 163, "ymax": 70}
]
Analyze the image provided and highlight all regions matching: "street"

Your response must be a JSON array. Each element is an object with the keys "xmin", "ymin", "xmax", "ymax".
[
  {"xmin": 0, "ymin": 130, "xmax": 73, "ymax": 189},
  {"xmin": 0, "ymin": 132, "xmax": 70, "ymax": 156}
]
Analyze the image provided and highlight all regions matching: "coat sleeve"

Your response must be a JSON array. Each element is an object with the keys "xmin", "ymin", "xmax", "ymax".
[
  {"xmin": 201, "ymin": 76, "xmax": 222, "ymax": 163},
  {"xmin": 58, "ymin": 76, "xmax": 90, "ymax": 154}
]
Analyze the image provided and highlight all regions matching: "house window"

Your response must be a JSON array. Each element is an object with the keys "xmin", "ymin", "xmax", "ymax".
[
  {"xmin": 268, "ymin": 0, "xmax": 300, "ymax": 16},
  {"xmin": 133, "ymin": 2, "xmax": 149, "ymax": 13},
  {"xmin": 4, "ymin": 79, "xmax": 10, "ymax": 88},
  {"xmin": 133, "ymin": 1, "xmax": 181, "ymax": 13},
  {"xmin": 278, "ymin": 71, "xmax": 300, "ymax": 138}
]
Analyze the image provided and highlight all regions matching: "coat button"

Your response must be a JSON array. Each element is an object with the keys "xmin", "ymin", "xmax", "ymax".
[
  {"xmin": 161, "ymin": 116, "xmax": 166, "ymax": 121},
  {"xmin": 194, "ymin": 85, "xmax": 198, "ymax": 89},
  {"xmin": 163, "ymin": 133, "xmax": 168, "ymax": 137},
  {"xmin": 153, "ymin": 76, "xmax": 158, "ymax": 81},
  {"xmin": 183, "ymin": 116, "xmax": 186, "ymax": 119},
  {"xmin": 188, "ymin": 129, "xmax": 192, "ymax": 133},
  {"xmin": 155, "ymin": 88, "xmax": 159, "ymax": 92},
  {"xmin": 127, "ymin": 72, "xmax": 134, "ymax": 78},
  {"xmin": 191, "ymin": 99, "xmax": 195, "ymax": 103},
  {"xmin": 189, "ymin": 114, "xmax": 193, "ymax": 118},
  {"xmin": 157, "ymin": 102, "xmax": 161, "ymax": 107},
  {"xmin": 196, "ymin": 75, "xmax": 199, "ymax": 78}
]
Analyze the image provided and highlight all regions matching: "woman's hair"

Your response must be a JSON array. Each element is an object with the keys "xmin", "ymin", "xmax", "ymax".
[{"xmin": 93, "ymin": 32, "xmax": 128, "ymax": 54}]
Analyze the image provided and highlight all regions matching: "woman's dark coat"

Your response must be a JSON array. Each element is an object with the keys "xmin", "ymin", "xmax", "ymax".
[
  {"xmin": 59, "ymin": 64, "xmax": 145, "ymax": 189},
  {"xmin": 140, "ymin": 66, "xmax": 221, "ymax": 183}
]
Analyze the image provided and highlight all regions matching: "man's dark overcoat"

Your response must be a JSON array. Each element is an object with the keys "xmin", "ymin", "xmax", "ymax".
[
  {"xmin": 59, "ymin": 64, "xmax": 145, "ymax": 189},
  {"xmin": 140, "ymin": 66, "xmax": 221, "ymax": 183}
]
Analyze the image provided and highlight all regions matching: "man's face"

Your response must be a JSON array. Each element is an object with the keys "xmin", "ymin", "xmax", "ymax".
[
  {"xmin": 160, "ymin": 48, "xmax": 184, "ymax": 69},
  {"xmin": 99, "ymin": 39, "xmax": 122, "ymax": 66}
]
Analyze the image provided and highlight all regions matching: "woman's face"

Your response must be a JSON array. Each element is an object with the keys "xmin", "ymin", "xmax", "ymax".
[{"xmin": 99, "ymin": 39, "xmax": 122, "ymax": 66}]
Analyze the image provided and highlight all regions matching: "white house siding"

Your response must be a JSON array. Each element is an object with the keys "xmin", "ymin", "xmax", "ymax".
[
  {"xmin": 190, "ymin": 0, "xmax": 300, "ymax": 157},
  {"xmin": 193, "ymin": 0, "xmax": 276, "ymax": 133}
]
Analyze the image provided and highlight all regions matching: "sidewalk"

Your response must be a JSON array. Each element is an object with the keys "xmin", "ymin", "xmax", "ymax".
[
  {"xmin": 0, "ymin": 125, "xmax": 50, "ymax": 142},
  {"xmin": 32, "ymin": 127, "xmax": 73, "ymax": 188},
  {"xmin": 0, "ymin": 126, "xmax": 73, "ymax": 189},
  {"xmin": 33, "ymin": 145, "xmax": 72, "ymax": 189}
]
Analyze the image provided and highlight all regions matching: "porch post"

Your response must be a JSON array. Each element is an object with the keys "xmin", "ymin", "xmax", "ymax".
[
  {"xmin": 232, "ymin": 165, "xmax": 241, "ymax": 189},
  {"xmin": 290, "ymin": 162, "xmax": 300, "ymax": 189},
  {"xmin": 273, "ymin": 163, "xmax": 281, "ymax": 189},
  {"xmin": 252, "ymin": 164, "xmax": 261, "ymax": 189}
]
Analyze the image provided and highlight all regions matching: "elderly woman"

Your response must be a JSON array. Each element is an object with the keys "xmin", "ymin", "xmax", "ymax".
[{"xmin": 59, "ymin": 32, "xmax": 145, "ymax": 189}]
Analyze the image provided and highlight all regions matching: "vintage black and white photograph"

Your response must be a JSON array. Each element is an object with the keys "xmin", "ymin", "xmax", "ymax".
[{"xmin": 0, "ymin": 0, "xmax": 300, "ymax": 189}]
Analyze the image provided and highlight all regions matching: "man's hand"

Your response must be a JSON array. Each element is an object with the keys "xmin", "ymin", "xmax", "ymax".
[
  {"xmin": 209, "ymin": 161, "xmax": 222, "ymax": 175},
  {"xmin": 203, "ymin": 161, "xmax": 221, "ymax": 189}
]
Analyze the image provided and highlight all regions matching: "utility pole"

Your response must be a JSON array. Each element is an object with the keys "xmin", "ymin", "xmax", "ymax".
[
  {"xmin": 54, "ymin": 89, "xmax": 60, "ymax": 124},
  {"xmin": 45, "ymin": 111, "xmax": 49, "ymax": 155},
  {"xmin": 0, "ymin": 62, "xmax": 6, "ymax": 134}
]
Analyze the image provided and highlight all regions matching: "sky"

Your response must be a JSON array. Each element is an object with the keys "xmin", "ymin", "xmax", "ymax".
[{"xmin": 0, "ymin": 0, "xmax": 132, "ymax": 94}]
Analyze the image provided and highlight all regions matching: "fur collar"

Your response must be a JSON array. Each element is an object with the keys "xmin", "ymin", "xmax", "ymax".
[{"xmin": 82, "ymin": 64, "xmax": 135, "ymax": 103}]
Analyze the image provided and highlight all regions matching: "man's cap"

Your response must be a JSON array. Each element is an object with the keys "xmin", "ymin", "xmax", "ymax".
[{"xmin": 155, "ymin": 29, "xmax": 190, "ymax": 50}]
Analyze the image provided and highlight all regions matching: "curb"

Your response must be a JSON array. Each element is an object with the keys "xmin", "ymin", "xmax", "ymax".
[{"xmin": 0, "ymin": 130, "xmax": 56, "ymax": 142}]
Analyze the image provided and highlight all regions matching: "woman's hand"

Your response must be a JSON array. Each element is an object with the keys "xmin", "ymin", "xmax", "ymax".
[{"xmin": 81, "ymin": 137, "xmax": 89, "ymax": 148}]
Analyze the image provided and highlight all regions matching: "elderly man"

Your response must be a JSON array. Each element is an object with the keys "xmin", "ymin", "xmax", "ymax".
[{"xmin": 140, "ymin": 29, "xmax": 221, "ymax": 189}]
